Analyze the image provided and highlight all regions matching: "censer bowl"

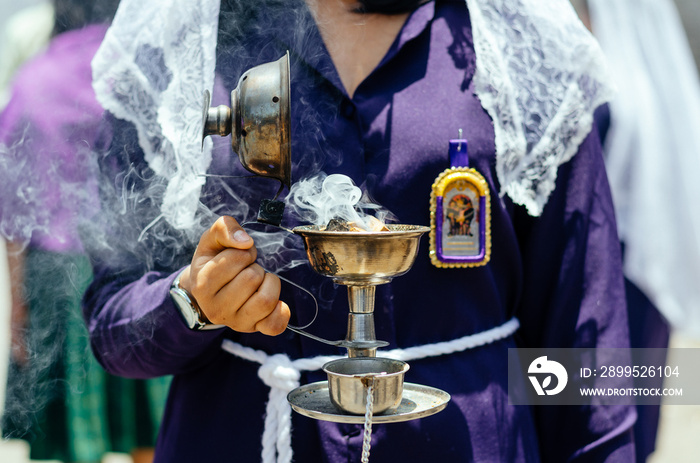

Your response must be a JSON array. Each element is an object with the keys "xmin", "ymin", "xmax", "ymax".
[
  {"xmin": 292, "ymin": 224, "xmax": 430, "ymax": 285},
  {"xmin": 323, "ymin": 358, "xmax": 409, "ymax": 415}
]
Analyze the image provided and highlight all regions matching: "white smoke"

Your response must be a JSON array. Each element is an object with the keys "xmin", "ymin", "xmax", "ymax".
[{"xmin": 288, "ymin": 173, "xmax": 394, "ymax": 230}]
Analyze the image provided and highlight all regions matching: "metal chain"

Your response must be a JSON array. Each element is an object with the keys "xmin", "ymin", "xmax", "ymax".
[{"xmin": 361, "ymin": 379, "xmax": 375, "ymax": 463}]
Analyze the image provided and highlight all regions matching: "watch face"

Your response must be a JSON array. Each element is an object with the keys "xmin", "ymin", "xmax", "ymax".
[{"xmin": 170, "ymin": 287, "xmax": 200, "ymax": 329}]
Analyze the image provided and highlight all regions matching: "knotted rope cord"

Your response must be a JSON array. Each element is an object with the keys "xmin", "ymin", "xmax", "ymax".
[
  {"xmin": 220, "ymin": 342, "xmax": 339, "ymax": 463},
  {"xmin": 221, "ymin": 317, "xmax": 520, "ymax": 463}
]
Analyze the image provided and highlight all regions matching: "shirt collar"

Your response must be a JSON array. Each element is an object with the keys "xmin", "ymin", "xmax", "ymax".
[
  {"xmin": 279, "ymin": 1, "xmax": 437, "ymax": 98},
  {"xmin": 392, "ymin": 0, "xmax": 436, "ymax": 58}
]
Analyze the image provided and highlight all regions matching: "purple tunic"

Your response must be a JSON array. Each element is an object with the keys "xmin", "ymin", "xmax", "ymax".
[
  {"xmin": 0, "ymin": 24, "xmax": 106, "ymax": 252},
  {"xmin": 83, "ymin": 1, "xmax": 635, "ymax": 461}
]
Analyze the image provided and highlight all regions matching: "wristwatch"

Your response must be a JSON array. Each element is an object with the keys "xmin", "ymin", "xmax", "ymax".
[{"xmin": 170, "ymin": 271, "xmax": 225, "ymax": 330}]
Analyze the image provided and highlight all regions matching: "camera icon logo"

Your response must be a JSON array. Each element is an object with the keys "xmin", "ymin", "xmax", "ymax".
[{"xmin": 528, "ymin": 356, "xmax": 568, "ymax": 396}]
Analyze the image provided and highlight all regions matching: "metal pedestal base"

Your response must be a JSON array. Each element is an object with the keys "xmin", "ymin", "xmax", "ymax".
[{"xmin": 288, "ymin": 381, "xmax": 450, "ymax": 424}]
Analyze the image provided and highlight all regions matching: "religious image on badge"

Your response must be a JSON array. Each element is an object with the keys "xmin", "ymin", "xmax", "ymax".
[{"xmin": 430, "ymin": 167, "xmax": 491, "ymax": 268}]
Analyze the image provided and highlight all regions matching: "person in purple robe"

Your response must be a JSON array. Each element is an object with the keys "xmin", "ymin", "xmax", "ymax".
[{"xmin": 83, "ymin": 0, "xmax": 637, "ymax": 462}]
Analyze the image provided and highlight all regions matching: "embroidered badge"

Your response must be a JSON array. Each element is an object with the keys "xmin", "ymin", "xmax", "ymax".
[{"xmin": 429, "ymin": 135, "xmax": 491, "ymax": 268}]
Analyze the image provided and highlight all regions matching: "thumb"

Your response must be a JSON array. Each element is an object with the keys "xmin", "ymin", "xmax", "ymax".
[{"xmin": 197, "ymin": 216, "xmax": 254, "ymax": 257}]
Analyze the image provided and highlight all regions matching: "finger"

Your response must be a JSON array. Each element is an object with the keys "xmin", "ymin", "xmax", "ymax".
[
  {"xmin": 255, "ymin": 301, "xmax": 291, "ymax": 336},
  {"xmin": 191, "ymin": 247, "xmax": 258, "ymax": 298},
  {"xmin": 227, "ymin": 272, "xmax": 283, "ymax": 332},
  {"xmin": 206, "ymin": 264, "xmax": 267, "ymax": 323},
  {"xmin": 196, "ymin": 216, "xmax": 253, "ymax": 258}
]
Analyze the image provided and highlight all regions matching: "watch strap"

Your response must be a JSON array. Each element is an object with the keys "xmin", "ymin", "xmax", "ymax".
[{"xmin": 171, "ymin": 271, "xmax": 225, "ymax": 331}]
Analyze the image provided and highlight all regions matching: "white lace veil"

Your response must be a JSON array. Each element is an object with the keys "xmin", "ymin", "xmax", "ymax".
[
  {"xmin": 92, "ymin": 0, "xmax": 220, "ymax": 232},
  {"xmin": 588, "ymin": 0, "xmax": 700, "ymax": 338},
  {"xmin": 92, "ymin": 0, "xmax": 611, "ymax": 224},
  {"xmin": 466, "ymin": 0, "xmax": 612, "ymax": 215}
]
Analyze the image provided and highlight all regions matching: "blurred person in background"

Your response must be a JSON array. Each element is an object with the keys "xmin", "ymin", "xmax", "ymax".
[
  {"xmin": 0, "ymin": 0, "xmax": 54, "ymax": 434},
  {"xmin": 0, "ymin": 1, "xmax": 170, "ymax": 462},
  {"xmin": 0, "ymin": 0, "xmax": 54, "ymax": 109},
  {"xmin": 572, "ymin": 0, "xmax": 700, "ymax": 461},
  {"xmin": 673, "ymin": 0, "xmax": 700, "ymax": 74}
]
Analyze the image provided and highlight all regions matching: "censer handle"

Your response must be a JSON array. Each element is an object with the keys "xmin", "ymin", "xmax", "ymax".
[
  {"xmin": 202, "ymin": 89, "xmax": 232, "ymax": 146},
  {"xmin": 286, "ymin": 326, "xmax": 343, "ymax": 347}
]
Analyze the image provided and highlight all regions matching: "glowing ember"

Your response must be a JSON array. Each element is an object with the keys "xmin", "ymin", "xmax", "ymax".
[{"xmin": 324, "ymin": 216, "xmax": 389, "ymax": 232}]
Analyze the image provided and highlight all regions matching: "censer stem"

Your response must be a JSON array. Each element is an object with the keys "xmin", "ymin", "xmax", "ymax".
[
  {"xmin": 347, "ymin": 286, "xmax": 376, "ymax": 313},
  {"xmin": 346, "ymin": 285, "xmax": 378, "ymax": 358}
]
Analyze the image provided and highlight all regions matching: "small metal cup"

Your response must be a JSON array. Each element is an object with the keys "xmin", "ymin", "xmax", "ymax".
[{"xmin": 323, "ymin": 358, "xmax": 409, "ymax": 415}]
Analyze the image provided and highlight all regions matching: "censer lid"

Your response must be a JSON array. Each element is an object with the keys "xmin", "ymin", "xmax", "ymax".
[{"xmin": 203, "ymin": 52, "xmax": 291, "ymax": 188}]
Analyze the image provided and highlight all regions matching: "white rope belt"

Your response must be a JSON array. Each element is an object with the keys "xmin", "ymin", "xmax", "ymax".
[{"xmin": 221, "ymin": 317, "xmax": 520, "ymax": 463}]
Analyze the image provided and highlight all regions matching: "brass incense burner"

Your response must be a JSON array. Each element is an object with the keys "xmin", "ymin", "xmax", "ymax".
[
  {"xmin": 287, "ymin": 225, "xmax": 450, "ymax": 423},
  {"xmin": 202, "ymin": 52, "xmax": 449, "ymax": 424},
  {"xmin": 293, "ymin": 224, "xmax": 428, "ymax": 357}
]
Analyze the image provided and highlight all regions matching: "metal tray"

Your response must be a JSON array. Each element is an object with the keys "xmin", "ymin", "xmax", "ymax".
[{"xmin": 288, "ymin": 381, "xmax": 450, "ymax": 424}]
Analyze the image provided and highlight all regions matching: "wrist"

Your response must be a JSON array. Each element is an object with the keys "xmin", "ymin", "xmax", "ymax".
[{"xmin": 170, "ymin": 269, "xmax": 225, "ymax": 331}]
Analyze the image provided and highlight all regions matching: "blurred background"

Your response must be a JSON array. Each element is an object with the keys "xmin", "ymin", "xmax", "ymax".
[
  {"xmin": 0, "ymin": 1, "xmax": 166, "ymax": 462},
  {"xmin": 0, "ymin": 0, "xmax": 699, "ymax": 462}
]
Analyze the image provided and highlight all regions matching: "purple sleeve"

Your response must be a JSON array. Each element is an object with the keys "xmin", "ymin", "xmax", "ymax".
[
  {"xmin": 515, "ymin": 129, "xmax": 636, "ymax": 461},
  {"xmin": 82, "ymin": 266, "xmax": 225, "ymax": 379},
  {"xmin": 79, "ymin": 112, "xmax": 227, "ymax": 379}
]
